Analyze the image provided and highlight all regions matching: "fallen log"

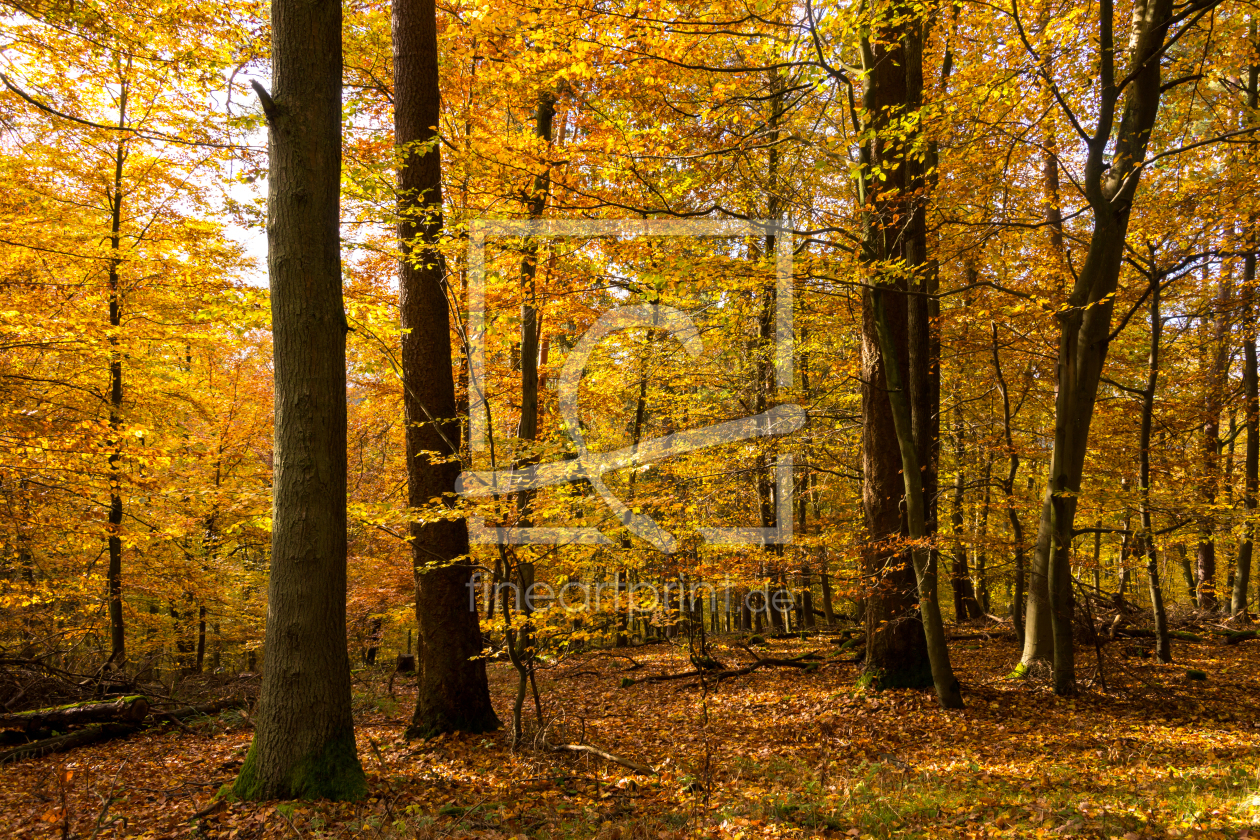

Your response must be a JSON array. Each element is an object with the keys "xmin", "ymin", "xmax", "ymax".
[
  {"xmin": 150, "ymin": 697, "xmax": 244, "ymax": 724},
  {"xmin": 1117, "ymin": 628, "xmax": 1203, "ymax": 642},
  {"xmin": 0, "ymin": 722, "xmax": 139, "ymax": 763},
  {"xmin": 620, "ymin": 647, "xmax": 821, "ymax": 687},
  {"xmin": 0, "ymin": 695, "xmax": 149, "ymax": 732},
  {"xmin": 947, "ymin": 631, "xmax": 1016, "ymax": 642}
]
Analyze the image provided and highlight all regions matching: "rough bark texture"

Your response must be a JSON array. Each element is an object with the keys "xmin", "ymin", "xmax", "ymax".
[
  {"xmin": 231, "ymin": 0, "xmax": 366, "ymax": 802},
  {"xmin": 395, "ymin": 0, "xmax": 500, "ymax": 738},
  {"xmin": 871, "ymin": 288, "xmax": 964, "ymax": 708},
  {"xmin": 858, "ymin": 0, "xmax": 934, "ymax": 692}
]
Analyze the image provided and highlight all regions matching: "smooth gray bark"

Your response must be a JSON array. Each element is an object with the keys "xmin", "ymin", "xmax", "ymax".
[{"xmin": 1019, "ymin": 0, "xmax": 1188, "ymax": 695}]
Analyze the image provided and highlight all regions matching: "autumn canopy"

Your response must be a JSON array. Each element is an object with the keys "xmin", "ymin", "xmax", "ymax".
[{"xmin": 1, "ymin": 0, "xmax": 1259, "ymax": 835}]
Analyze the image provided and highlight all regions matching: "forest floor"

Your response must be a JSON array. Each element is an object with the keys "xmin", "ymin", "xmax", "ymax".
[{"xmin": 2, "ymin": 631, "xmax": 1259, "ymax": 840}]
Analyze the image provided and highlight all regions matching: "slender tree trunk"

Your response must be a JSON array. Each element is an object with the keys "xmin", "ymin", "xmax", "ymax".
[
  {"xmin": 232, "ymin": 0, "xmax": 366, "ymax": 799},
  {"xmin": 1197, "ymin": 272, "xmax": 1232, "ymax": 610},
  {"xmin": 820, "ymin": 549, "xmax": 835, "ymax": 624},
  {"xmin": 1092, "ymin": 524, "xmax": 1102, "ymax": 592},
  {"xmin": 395, "ymin": 0, "xmax": 500, "ymax": 738},
  {"xmin": 1234, "ymin": 42, "xmax": 1258, "ymax": 619},
  {"xmin": 974, "ymin": 453, "xmax": 993, "ymax": 613},
  {"xmin": 1021, "ymin": 0, "xmax": 1179, "ymax": 695},
  {"xmin": 1139, "ymin": 277, "xmax": 1170, "ymax": 662},
  {"xmin": 1234, "ymin": 220, "xmax": 1258, "ymax": 619},
  {"xmin": 992, "ymin": 324, "xmax": 1027, "ymax": 648},
  {"xmin": 950, "ymin": 403, "xmax": 982, "ymax": 619},
  {"xmin": 105, "ymin": 88, "xmax": 129, "ymax": 666},
  {"xmin": 515, "ymin": 90, "xmax": 556, "ymax": 529}
]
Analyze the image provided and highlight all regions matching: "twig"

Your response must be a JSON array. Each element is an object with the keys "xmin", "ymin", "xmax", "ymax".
[
  {"xmin": 548, "ymin": 743, "xmax": 656, "ymax": 775},
  {"xmin": 87, "ymin": 762, "xmax": 127, "ymax": 840},
  {"xmin": 189, "ymin": 799, "xmax": 227, "ymax": 822}
]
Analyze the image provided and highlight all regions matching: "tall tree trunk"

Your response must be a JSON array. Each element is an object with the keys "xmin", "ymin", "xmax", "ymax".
[
  {"xmin": 991, "ymin": 324, "xmax": 1027, "ymax": 647},
  {"xmin": 1235, "ymin": 222, "xmax": 1258, "ymax": 619},
  {"xmin": 950, "ymin": 403, "xmax": 982, "ymax": 619},
  {"xmin": 232, "ymin": 0, "xmax": 367, "ymax": 800},
  {"xmin": 1139, "ymin": 276, "xmax": 1171, "ymax": 662},
  {"xmin": 515, "ymin": 90, "xmax": 556, "ymax": 529},
  {"xmin": 105, "ymin": 87, "xmax": 128, "ymax": 666},
  {"xmin": 395, "ymin": 0, "xmax": 500, "ymax": 738},
  {"xmin": 1233, "ymin": 40, "xmax": 1259, "ymax": 620},
  {"xmin": 871, "ymin": 288, "xmax": 964, "ymax": 708},
  {"xmin": 974, "ymin": 453, "xmax": 993, "ymax": 613},
  {"xmin": 858, "ymin": 0, "xmax": 933, "ymax": 692},
  {"xmin": 1020, "ymin": 0, "xmax": 1180, "ymax": 695},
  {"xmin": 1197, "ymin": 272, "xmax": 1232, "ymax": 610}
]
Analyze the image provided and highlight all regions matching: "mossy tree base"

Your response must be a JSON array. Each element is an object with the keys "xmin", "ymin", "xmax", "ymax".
[
  {"xmin": 859, "ymin": 660, "xmax": 935, "ymax": 692},
  {"xmin": 232, "ymin": 730, "xmax": 366, "ymax": 801}
]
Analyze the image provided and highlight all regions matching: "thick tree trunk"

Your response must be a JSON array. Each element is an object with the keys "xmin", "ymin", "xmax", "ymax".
[
  {"xmin": 233, "ymin": 0, "xmax": 366, "ymax": 800},
  {"xmin": 395, "ymin": 0, "xmax": 500, "ymax": 738},
  {"xmin": 871, "ymin": 288, "xmax": 963, "ymax": 708},
  {"xmin": 858, "ymin": 0, "xmax": 932, "ymax": 692}
]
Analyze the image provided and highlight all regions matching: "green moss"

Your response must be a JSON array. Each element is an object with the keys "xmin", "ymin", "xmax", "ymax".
[
  {"xmin": 11, "ymin": 695, "xmax": 146, "ymax": 717},
  {"xmin": 1006, "ymin": 661, "xmax": 1030, "ymax": 680},
  {"xmin": 232, "ymin": 729, "xmax": 367, "ymax": 801}
]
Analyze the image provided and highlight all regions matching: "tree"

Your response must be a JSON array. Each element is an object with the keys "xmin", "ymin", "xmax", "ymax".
[
  {"xmin": 394, "ymin": 0, "xmax": 501, "ymax": 738},
  {"xmin": 852, "ymin": 0, "xmax": 941, "ymax": 695},
  {"xmin": 232, "ymin": 0, "xmax": 367, "ymax": 800},
  {"xmin": 1015, "ymin": 0, "xmax": 1221, "ymax": 694}
]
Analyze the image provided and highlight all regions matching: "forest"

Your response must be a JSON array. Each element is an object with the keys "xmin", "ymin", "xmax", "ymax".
[{"xmin": 2, "ymin": 0, "xmax": 1260, "ymax": 835}]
